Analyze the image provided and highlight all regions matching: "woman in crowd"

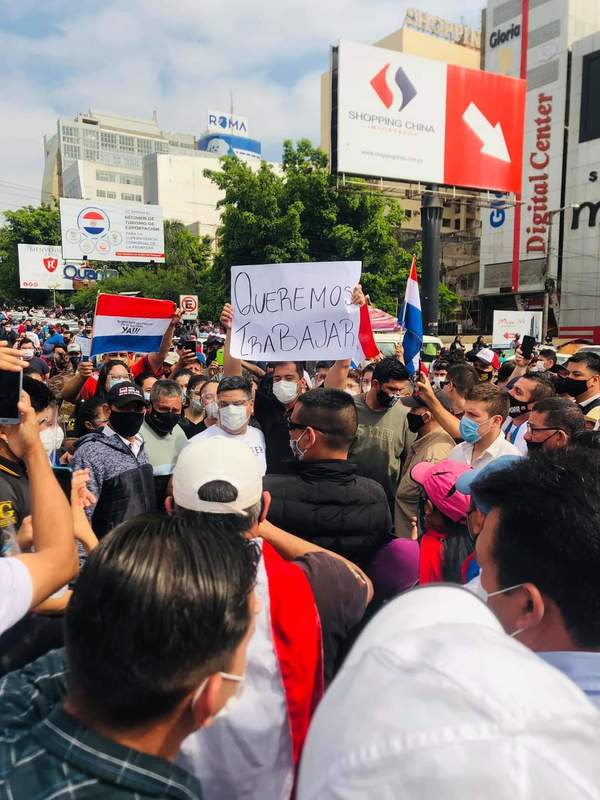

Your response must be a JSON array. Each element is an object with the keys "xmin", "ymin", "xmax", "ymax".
[
  {"xmin": 134, "ymin": 370, "xmax": 158, "ymax": 401},
  {"xmin": 93, "ymin": 359, "xmax": 131, "ymax": 403},
  {"xmin": 179, "ymin": 375, "xmax": 210, "ymax": 439}
]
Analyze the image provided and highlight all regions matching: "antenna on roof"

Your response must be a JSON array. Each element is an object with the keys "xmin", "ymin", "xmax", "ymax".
[{"xmin": 152, "ymin": 109, "xmax": 159, "ymax": 124}]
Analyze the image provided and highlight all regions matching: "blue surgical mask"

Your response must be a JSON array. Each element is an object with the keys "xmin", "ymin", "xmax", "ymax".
[{"xmin": 459, "ymin": 415, "xmax": 481, "ymax": 444}]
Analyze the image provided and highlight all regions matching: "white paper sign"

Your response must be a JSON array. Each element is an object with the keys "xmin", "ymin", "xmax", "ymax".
[
  {"xmin": 492, "ymin": 310, "xmax": 543, "ymax": 348},
  {"xmin": 230, "ymin": 261, "xmax": 362, "ymax": 361},
  {"xmin": 74, "ymin": 336, "xmax": 92, "ymax": 357}
]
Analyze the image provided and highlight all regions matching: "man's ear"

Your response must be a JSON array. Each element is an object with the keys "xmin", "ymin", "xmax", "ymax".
[
  {"xmin": 260, "ymin": 490, "xmax": 271, "ymax": 523},
  {"xmin": 514, "ymin": 582, "xmax": 545, "ymax": 634},
  {"xmin": 190, "ymin": 673, "xmax": 224, "ymax": 730}
]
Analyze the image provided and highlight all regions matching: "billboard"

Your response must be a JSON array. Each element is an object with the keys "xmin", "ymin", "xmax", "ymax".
[
  {"xmin": 336, "ymin": 40, "xmax": 526, "ymax": 193},
  {"xmin": 479, "ymin": 0, "xmax": 572, "ymax": 296},
  {"xmin": 492, "ymin": 310, "xmax": 542, "ymax": 348},
  {"xmin": 60, "ymin": 198, "xmax": 165, "ymax": 263},
  {"xmin": 197, "ymin": 133, "xmax": 261, "ymax": 162},
  {"xmin": 18, "ymin": 244, "xmax": 74, "ymax": 290},
  {"xmin": 207, "ymin": 110, "xmax": 249, "ymax": 135}
]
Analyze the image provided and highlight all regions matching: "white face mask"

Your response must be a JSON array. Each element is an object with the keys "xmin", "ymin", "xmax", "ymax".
[
  {"xmin": 40, "ymin": 425, "xmax": 64, "ymax": 455},
  {"xmin": 20, "ymin": 350, "xmax": 34, "ymax": 360},
  {"xmin": 219, "ymin": 404, "xmax": 249, "ymax": 433},
  {"xmin": 471, "ymin": 570, "xmax": 527, "ymax": 637},
  {"xmin": 191, "ymin": 671, "xmax": 245, "ymax": 723},
  {"xmin": 204, "ymin": 400, "xmax": 219, "ymax": 419},
  {"xmin": 143, "ymin": 391, "xmax": 151, "ymax": 402},
  {"xmin": 273, "ymin": 379, "xmax": 299, "ymax": 405},
  {"xmin": 108, "ymin": 376, "xmax": 127, "ymax": 391}
]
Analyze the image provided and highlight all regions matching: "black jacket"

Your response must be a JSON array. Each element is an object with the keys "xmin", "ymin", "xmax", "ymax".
[{"xmin": 264, "ymin": 460, "xmax": 392, "ymax": 569}]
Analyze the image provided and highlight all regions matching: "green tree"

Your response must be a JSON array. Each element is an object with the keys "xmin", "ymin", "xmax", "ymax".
[
  {"xmin": 0, "ymin": 204, "xmax": 62, "ymax": 306},
  {"xmin": 206, "ymin": 139, "xmax": 460, "ymax": 317}
]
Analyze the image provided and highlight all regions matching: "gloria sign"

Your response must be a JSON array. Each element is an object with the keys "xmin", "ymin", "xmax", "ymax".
[
  {"xmin": 60, "ymin": 198, "xmax": 165, "ymax": 263},
  {"xmin": 336, "ymin": 40, "xmax": 526, "ymax": 193}
]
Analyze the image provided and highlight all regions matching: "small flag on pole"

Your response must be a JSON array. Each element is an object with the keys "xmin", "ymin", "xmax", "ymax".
[
  {"xmin": 400, "ymin": 255, "xmax": 423, "ymax": 376},
  {"xmin": 91, "ymin": 294, "xmax": 175, "ymax": 357}
]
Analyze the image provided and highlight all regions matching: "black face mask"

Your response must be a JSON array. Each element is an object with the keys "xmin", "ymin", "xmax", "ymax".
[
  {"xmin": 376, "ymin": 389, "xmax": 398, "ymax": 409},
  {"xmin": 476, "ymin": 369, "xmax": 492, "ymax": 383},
  {"xmin": 526, "ymin": 439, "xmax": 544, "ymax": 453},
  {"xmin": 145, "ymin": 407, "xmax": 180, "ymax": 436},
  {"xmin": 506, "ymin": 392, "xmax": 530, "ymax": 418},
  {"xmin": 559, "ymin": 377, "xmax": 590, "ymax": 398},
  {"xmin": 109, "ymin": 410, "xmax": 145, "ymax": 438},
  {"xmin": 407, "ymin": 412, "xmax": 426, "ymax": 434}
]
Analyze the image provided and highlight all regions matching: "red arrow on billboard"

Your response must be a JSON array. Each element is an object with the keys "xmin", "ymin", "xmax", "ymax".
[{"xmin": 443, "ymin": 65, "xmax": 526, "ymax": 193}]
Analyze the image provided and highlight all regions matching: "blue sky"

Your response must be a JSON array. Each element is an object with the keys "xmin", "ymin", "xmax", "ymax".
[{"xmin": 0, "ymin": 0, "xmax": 483, "ymax": 213}]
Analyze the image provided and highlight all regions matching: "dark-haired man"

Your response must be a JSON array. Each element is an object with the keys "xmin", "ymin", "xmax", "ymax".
[
  {"xmin": 472, "ymin": 449, "xmax": 600, "ymax": 707},
  {"xmin": 0, "ymin": 513, "xmax": 259, "ymax": 798},
  {"xmin": 414, "ymin": 363, "xmax": 479, "ymax": 440},
  {"xmin": 190, "ymin": 375, "xmax": 266, "ymax": 474},
  {"xmin": 347, "ymin": 357, "xmax": 412, "ymax": 508},
  {"xmin": 265, "ymin": 388, "xmax": 391, "ymax": 568},
  {"xmin": 524, "ymin": 397, "xmax": 585, "ymax": 452},
  {"xmin": 563, "ymin": 351, "xmax": 600, "ymax": 413},
  {"xmin": 503, "ymin": 373, "xmax": 555, "ymax": 455},
  {"xmin": 174, "ymin": 436, "xmax": 370, "ymax": 799}
]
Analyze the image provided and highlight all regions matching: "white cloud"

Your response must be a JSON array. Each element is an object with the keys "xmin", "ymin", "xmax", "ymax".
[{"xmin": 0, "ymin": 0, "xmax": 484, "ymax": 213}]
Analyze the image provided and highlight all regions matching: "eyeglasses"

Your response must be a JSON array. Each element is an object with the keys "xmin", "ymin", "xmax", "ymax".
[
  {"xmin": 287, "ymin": 420, "xmax": 338, "ymax": 435},
  {"xmin": 526, "ymin": 424, "xmax": 564, "ymax": 434},
  {"xmin": 108, "ymin": 352, "xmax": 129, "ymax": 359}
]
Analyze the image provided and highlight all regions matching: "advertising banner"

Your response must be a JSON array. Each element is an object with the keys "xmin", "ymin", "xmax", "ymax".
[
  {"xmin": 336, "ymin": 40, "xmax": 525, "ymax": 193},
  {"xmin": 207, "ymin": 109, "xmax": 249, "ymax": 134},
  {"xmin": 492, "ymin": 310, "xmax": 543, "ymax": 348},
  {"xmin": 18, "ymin": 244, "xmax": 74, "ymax": 290},
  {"xmin": 60, "ymin": 198, "xmax": 165, "ymax": 263},
  {"xmin": 229, "ymin": 261, "xmax": 362, "ymax": 361}
]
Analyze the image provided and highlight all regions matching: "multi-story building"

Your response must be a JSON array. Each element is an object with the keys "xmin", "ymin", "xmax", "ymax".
[
  {"xmin": 479, "ymin": 0, "xmax": 600, "ymax": 334},
  {"xmin": 41, "ymin": 109, "xmax": 197, "ymax": 206}
]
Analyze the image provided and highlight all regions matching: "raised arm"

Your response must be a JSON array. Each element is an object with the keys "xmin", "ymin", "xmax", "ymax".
[
  {"xmin": 221, "ymin": 303, "xmax": 243, "ymax": 377},
  {"xmin": 415, "ymin": 373, "xmax": 461, "ymax": 440},
  {"xmin": 8, "ymin": 394, "xmax": 79, "ymax": 608},
  {"xmin": 147, "ymin": 308, "xmax": 181, "ymax": 374},
  {"xmin": 325, "ymin": 284, "xmax": 367, "ymax": 391}
]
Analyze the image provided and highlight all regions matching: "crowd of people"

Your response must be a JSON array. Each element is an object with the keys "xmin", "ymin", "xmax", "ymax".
[{"xmin": 1, "ymin": 297, "xmax": 600, "ymax": 797}]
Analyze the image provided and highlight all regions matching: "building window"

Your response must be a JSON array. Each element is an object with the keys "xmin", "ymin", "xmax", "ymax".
[
  {"xmin": 442, "ymin": 218, "xmax": 451, "ymax": 228},
  {"xmin": 100, "ymin": 132, "xmax": 118, "ymax": 150},
  {"xmin": 454, "ymin": 219, "xmax": 461, "ymax": 230},
  {"xmin": 580, "ymin": 49, "xmax": 600, "ymax": 143},
  {"xmin": 119, "ymin": 174, "xmax": 143, "ymax": 185},
  {"xmin": 119, "ymin": 135, "xmax": 135, "ymax": 153},
  {"xmin": 84, "ymin": 149, "xmax": 98, "ymax": 161},
  {"xmin": 153, "ymin": 140, "xmax": 169, "ymax": 153},
  {"xmin": 121, "ymin": 192, "xmax": 142, "ymax": 201},
  {"xmin": 96, "ymin": 170, "xmax": 117, "ymax": 182},
  {"xmin": 137, "ymin": 138, "xmax": 153, "ymax": 155},
  {"xmin": 97, "ymin": 189, "xmax": 106, "ymax": 198},
  {"xmin": 106, "ymin": 191, "xmax": 117, "ymax": 199},
  {"xmin": 63, "ymin": 144, "xmax": 80, "ymax": 159}
]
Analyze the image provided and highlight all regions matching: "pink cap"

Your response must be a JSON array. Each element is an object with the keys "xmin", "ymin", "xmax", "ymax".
[{"xmin": 410, "ymin": 459, "xmax": 472, "ymax": 523}]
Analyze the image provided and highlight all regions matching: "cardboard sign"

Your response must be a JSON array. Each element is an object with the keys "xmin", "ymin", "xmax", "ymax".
[{"xmin": 230, "ymin": 261, "xmax": 361, "ymax": 361}]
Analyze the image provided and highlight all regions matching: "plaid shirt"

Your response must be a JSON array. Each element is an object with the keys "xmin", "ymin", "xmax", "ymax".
[{"xmin": 0, "ymin": 649, "xmax": 203, "ymax": 799}]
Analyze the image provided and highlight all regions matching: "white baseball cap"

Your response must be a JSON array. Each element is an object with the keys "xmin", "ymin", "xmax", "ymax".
[
  {"xmin": 173, "ymin": 436, "xmax": 263, "ymax": 515},
  {"xmin": 298, "ymin": 585, "xmax": 600, "ymax": 800}
]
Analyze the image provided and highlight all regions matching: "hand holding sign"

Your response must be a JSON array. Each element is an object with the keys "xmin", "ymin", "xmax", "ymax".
[{"xmin": 229, "ymin": 262, "xmax": 362, "ymax": 361}]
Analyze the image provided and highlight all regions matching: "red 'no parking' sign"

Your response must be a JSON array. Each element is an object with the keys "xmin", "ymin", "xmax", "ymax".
[{"xmin": 180, "ymin": 294, "xmax": 199, "ymax": 319}]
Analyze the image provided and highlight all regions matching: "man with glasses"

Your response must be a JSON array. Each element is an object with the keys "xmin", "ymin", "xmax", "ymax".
[
  {"xmin": 524, "ymin": 397, "xmax": 585, "ymax": 453},
  {"xmin": 348, "ymin": 357, "xmax": 413, "ymax": 510},
  {"xmin": 448, "ymin": 383, "xmax": 521, "ymax": 468},
  {"xmin": 189, "ymin": 376, "xmax": 267, "ymax": 475},
  {"xmin": 264, "ymin": 388, "xmax": 392, "ymax": 569}
]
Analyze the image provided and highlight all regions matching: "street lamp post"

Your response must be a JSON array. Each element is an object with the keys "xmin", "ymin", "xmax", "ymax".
[{"xmin": 543, "ymin": 204, "xmax": 579, "ymax": 340}]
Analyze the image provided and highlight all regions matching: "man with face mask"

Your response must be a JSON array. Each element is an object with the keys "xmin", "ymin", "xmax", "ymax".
[
  {"xmin": 189, "ymin": 376, "xmax": 267, "ymax": 475},
  {"xmin": 524, "ymin": 397, "xmax": 585, "ymax": 453},
  {"xmin": 71, "ymin": 381, "xmax": 156, "ymax": 538},
  {"xmin": 140, "ymin": 380, "xmax": 188, "ymax": 506},
  {"xmin": 449, "ymin": 384, "xmax": 521, "ymax": 467},
  {"xmin": 394, "ymin": 391, "xmax": 456, "ymax": 537},
  {"xmin": 470, "ymin": 449, "xmax": 600, "ymax": 708},
  {"xmin": 264, "ymin": 388, "xmax": 391, "ymax": 568},
  {"xmin": 472, "ymin": 348, "xmax": 499, "ymax": 383},
  {"xmin": 562, "ymin": 351, "xmax": 600, "ymax": 413},
  {"xmin": 502, "ymin": 374, "xmax": 555, "ymax": 455}
]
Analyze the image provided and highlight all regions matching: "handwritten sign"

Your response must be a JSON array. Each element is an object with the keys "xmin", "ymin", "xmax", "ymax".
[{"xmin": 230, "ymin": 261, "xmax": 361, "ymax": 361}]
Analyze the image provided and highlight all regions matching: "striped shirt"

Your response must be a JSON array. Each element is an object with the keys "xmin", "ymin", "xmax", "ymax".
[{"xmin": 0, "ymin": 649, "xmax": 203, "ymax": 799}]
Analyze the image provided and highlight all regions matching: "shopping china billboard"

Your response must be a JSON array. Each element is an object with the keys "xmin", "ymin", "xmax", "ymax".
[{"xmin": 336, "ymin": 40, "xmax": 526, "ymax": 193}]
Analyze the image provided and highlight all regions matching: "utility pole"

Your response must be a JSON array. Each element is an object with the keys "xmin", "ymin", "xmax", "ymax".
[{"xmin": 420, "ymin": 186, "xmax": 443, "ymax": 335}]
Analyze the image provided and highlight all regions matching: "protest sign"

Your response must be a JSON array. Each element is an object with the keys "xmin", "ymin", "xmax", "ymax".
[
  {"xmin": 230, "ymin": 261, "xmax": 362, "ymax": 360},
  {"xmin": 90, "ymin": 294, "xmax": 175, "ymax": 357}
]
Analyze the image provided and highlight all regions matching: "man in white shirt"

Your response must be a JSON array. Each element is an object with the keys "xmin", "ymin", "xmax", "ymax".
[
  {"xmin": 190, "ymin": 376, "xmax": 267, "ymax": 475},
  {"xmin": 449, "ymin": 383, "xmax": 521, "ymax": 468},
  {"xmin": 502, "ymin": 373, "xmax": 555, "ymax": 455}
]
